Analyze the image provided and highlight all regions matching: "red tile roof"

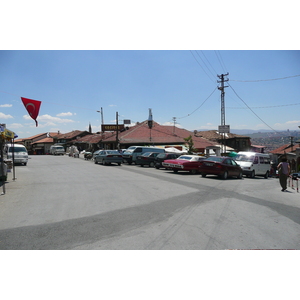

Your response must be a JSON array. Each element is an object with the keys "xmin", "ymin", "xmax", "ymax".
[
  {"xmin": 73, "ymin": 134, "xmax": 103, "ymax": 144},
  {"xmin": 196, "ymin": 130, "xmax": 249, "ymax": 140},
  {"xmin": 103, "ymin": 121, "xmax": 215, "ymax": 150},
  {"xmin": 31, "ymin": 137, "xmax": 54, "ymax": 144},
  {"xmin": 270, "ymin": 144, "xmax": 294, "ymax": 155},
  {"xmin": 55, "ymin": 130, "xmax": 90, "ymax": 139}
]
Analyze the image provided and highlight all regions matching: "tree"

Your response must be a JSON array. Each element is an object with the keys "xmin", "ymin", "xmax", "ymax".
[{"xmin": 184, "ymin": 135, "xmax": 197, "ymax": 154}]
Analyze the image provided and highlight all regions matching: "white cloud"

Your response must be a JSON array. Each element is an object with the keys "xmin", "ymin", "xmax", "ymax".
[
  {"xmin": 0, "ymin": 112, "xmax": 13, "ymax": 119},
  {"xmin": 0, "ymin": 104, "xmax": 12, "ymax": 108},
  {"xmin": 23, "ymin": 114, "xmax": 75, "ymax": 124},
  {"xmin": 56, "ymin": 112, "xmax": 73, "ymax": 117},
  {"xmin": 8, "ymin": 123, "xmax": 24, "ymax": 129},
  {"xmin": 161, "ymin": 121, "xmax": 183, "ymax": 128},
  {"xmin": 196, "ymin": 123, "xmax": 217, "ymax": 130}
]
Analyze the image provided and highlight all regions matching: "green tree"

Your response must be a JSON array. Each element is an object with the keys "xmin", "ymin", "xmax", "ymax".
[{"xmin": 184, "ymin": 135, "xmax": 197, "ymax": 154}]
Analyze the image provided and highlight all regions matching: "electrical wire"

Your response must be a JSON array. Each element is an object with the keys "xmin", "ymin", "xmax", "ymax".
[
  {"xmin": 200, "ymin": 51, "xmax": 218, "ymax": 75},
  {"xmin": 230, "ymin": 74, "xmax": 300, "ymax": 82},
  {"xmin": 227, "ymin": 102, "xmax": 300, "ymax": 109},
  {"xmin": 176, "ymin": 87, "xmax": 218, "ymax": 120},
  {"xmin": 228, "ymin": 83, "xmax": 280, "ymax": 133},
  {"xmin": 189, "ymin": 50, "xmax": 216, "ymax": 83},
  {"xmin": 195, "ymin": 51, "xmax": 216, "ymax": 78},
  {"xmin": 214, "ymin": 51, "xmax": 227, "ymax": 73}
]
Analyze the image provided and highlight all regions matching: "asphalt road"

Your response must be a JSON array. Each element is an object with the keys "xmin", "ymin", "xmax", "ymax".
[{"xmin": 1, "ymin": 155, "xmax": 300, "ymax": 250}]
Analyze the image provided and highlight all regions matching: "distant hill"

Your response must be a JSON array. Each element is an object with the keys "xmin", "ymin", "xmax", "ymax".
[
  {"xmin": 196, "ymin": 129, "xmax": 300, "ymax": 152},
  {"xmin": 230, "ymin": 129, "xmax": 274, "ymax": 135}
]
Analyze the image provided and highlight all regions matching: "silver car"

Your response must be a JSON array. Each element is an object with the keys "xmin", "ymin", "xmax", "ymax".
[{"xmin": 94, "ymin": 150, "xmax": 123, "ymax": 165}]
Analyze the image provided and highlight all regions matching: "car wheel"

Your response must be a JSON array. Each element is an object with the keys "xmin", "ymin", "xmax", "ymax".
[
  {"xmin": 251, "ymin": 170, "xmax": 255, "ymax": 178},
  {"xmin": 94, "ymin": 160, "xmax": 98, "ymax": 164},
  {"xmin": 118, "ymin": 162, "xmax": 121, "ymax": 166},
  {"xmin": 222, "ymin": 171, "xmax": 228, "ymax": 179},
  {"xmin": 149, "ymin": 162, "xmax": 154, "ymax": 167},
  {"xmin": 237, "ymin": 171, "xmax": 243, "ymax": 179},
  {"xmin": 190, "ymin": 169, "xmax": 197, "ymax": 175},
  {"xmin": 264, "ymin": 170, "xmax": 269, "ymax": 179},
  {"xmin": 202, "ymin": 173, "xmax": 206, "ymax": 177}
]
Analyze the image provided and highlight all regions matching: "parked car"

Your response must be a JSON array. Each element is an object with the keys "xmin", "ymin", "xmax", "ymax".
[
  {"xmin": 3, "ymin": 143, "xmax": 28, "ymax": 165},
  {"xmin": 234, "ymin": 151, "xmax": 271, "ymax": 178},
  {"xmin": 198, "ymin": 156, "xmax": 243, "ymax": 179},
  {"xmin": 122, "ymin": 146, "xmax": 165, "ymax": 164},
  {"xmin": 154, "ymin": 153, "xmax": 181, "ymax": 169},
  {"xmin": 50, "ymin": 145, "xmax": 65, "ymax": 156},
  {"xmin": 135, "ymin": 152, "xmax": 160, "ymax": 167},
  {"xmin": 94, "ymin": 150, "xmax": 123, "ymax": 165},
  {"xmin": 162, "ymin": 155, "xmax": 206, "ymax": 174},
  {"xmin": 92, "ymin": 150, "xmax": 102, "ymax": 160},
  {"xmin": 291, "ymin": 172, "xmax": 300, "ymax": 180}
]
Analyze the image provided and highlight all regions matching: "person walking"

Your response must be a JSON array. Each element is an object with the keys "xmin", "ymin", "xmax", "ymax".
[{"xmin": 277, "ymin": 157, "xmax": 290, "ymax": 192}]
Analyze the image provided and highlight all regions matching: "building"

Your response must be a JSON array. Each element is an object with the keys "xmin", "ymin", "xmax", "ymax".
[
  {"xmin": 15, "ymin": 132, "xmax": 58, "ymax": 154},
  {"xmin": 99, "ymin": 120, "xmax": 218, "ymax": 154},
  {"xmin": 195, "ymin": 130, "xmax": 251, "ymax": 152}
]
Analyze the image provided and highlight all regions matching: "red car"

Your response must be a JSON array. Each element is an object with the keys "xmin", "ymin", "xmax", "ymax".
[
  {"xmin": 162, "ymin": 155, "xmax": 206, "ymax": 174},
  {"xmin": 198, "ymin": 156, "xmax": 243, "ymax": 179}
]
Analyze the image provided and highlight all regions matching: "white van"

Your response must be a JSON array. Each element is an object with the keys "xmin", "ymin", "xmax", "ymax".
[
  {"xmin": 4, "ymin": 143, "xmax": 29, "ymax": 166},
  {"xmin": 122, "ymin": 146, "xmax": 165, "ymax": 164},
  {"xmin": 50, "ymin": 145, "xmax": 65, "ymax": 155},
  {"xmin": 235, "ymin": 151, "xmax": 271, "ymax": 178}
]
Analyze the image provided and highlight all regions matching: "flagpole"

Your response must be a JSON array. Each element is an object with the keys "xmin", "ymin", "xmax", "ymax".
[
  {"xmin": 0, "ymin": 142, "xmax": 6, "ymax": 195},
  {"xmin": 12, "ymin": 138, "xmax": 16, "ymax": 180}
]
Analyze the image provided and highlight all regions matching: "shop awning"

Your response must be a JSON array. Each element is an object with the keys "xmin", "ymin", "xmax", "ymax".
[{"xmin": 0, "ymin": 128, "xmax": 17, "ymax": 141}]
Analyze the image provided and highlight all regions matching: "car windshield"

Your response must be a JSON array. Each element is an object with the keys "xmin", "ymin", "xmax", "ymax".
[
  {"xmin": 205, "ymin": 157, "xmax": 223, "ymax": 162},
  {"xmin": 178, "ymin": 156, "xmax": 192, "ymax": 160},
  {"xmin": 8, "ymin": 146, "xmax": 27, "ymax": 153},
  {"xmin": 54, "ymin": 146, "xmax": 64, "ymax": 150},
  {"xmin": 235, "ymin": 154, "xmax": 254, "ymax": 162},
  {"xmin": 106, "ymin": 150, "xmax": 120, "ymax": 154}
]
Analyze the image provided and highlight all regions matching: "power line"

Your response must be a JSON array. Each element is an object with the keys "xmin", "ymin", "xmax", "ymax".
[
  {"xmin": 214, "ymin": 51, "xmax": 227, "ymax": 73},
  {"xmin": 230, "ymin": 74, "xmax": 300, "ymax": 82},
  {"xmin": 201, "ymin": 51, "xmax": 218, "ymax": 75},
  {"xmin": 227, "ymin": 102, "xmax": 300, "ymax": 109},
  {"xmin": 176, "ymin": 87, "xmax": 218, "ymax": 119},
  {"xmin": 189, "ymin": 50, "xmax": 216, "ymax": 83},
  {"xmin": 195, "ymin": 51, "xmax": 216, "ymax": 78},
  {"xmin": 228, "ymin": 83, "xmax": 280, "ymax": 133}
]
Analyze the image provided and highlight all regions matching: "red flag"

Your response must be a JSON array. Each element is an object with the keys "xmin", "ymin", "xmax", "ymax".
[{"xmin": 21, "ymin": 97, "xmax": 42, "ymax": 127}]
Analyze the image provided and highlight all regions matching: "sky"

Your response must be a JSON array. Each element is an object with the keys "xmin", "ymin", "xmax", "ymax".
[
  {"xmin": 1, "ymin": 2, "xmax": 299, "ymax": 139},
  {"xmin": 1, "ymin": 50, "xmax": 299, "ymax": 138}
]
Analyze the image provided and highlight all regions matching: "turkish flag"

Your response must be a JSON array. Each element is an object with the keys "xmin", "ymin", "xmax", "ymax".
[{"xmin": 21, "ymin": 97, "xmax": 42, "ymax": 127}]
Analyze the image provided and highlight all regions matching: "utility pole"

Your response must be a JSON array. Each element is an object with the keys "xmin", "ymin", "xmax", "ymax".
[
  {"xmin": 116, "ymin": 111, "xmax": 119, "ymax": 150},
  {"xmin": 96, "ymin": 107, "xmax": 104, "ymax": 133},
  {"xmin": 148, "ymin": 108, "xmax": 153, "ymax": 143},
  {"xmin": 172, "ymin": 117, "xmax": 176, "ymax": 135},
  {"xmin": 217, "ymin": 73, "xmax": 229, "ymax": 154}
]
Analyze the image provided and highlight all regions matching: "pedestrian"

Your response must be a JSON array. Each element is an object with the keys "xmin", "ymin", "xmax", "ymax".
[{"xmin": 277, "ymin": 157, "xmax": 290, "ymax": 192}]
